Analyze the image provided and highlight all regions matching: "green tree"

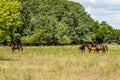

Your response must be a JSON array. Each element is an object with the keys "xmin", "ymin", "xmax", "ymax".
[
  {"xmin": 19, "ymin": 0, "xmax": 119, "ymax": 45},
  {"xmin": 0, "ymin": 0, "xmax": 21, "ymax": 43},
  {"xmin": 95, "ymin": 21, "xmax": 114, "ymax": 43}
]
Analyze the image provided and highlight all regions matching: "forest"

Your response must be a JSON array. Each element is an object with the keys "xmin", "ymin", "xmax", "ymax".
[{"xmin": 0, "ymin": 0, "xmax": 120, "ymax": 45}]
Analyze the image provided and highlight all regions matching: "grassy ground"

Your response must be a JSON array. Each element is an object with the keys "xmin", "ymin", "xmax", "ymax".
[{"xmin": 0, "ymin": 45, "xmax": 120, "ymax": 80}]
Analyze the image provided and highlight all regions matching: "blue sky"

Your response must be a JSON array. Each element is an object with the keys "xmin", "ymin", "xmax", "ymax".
[{"xmin": 72, "ymin": 0, "xmax": 120, "ymax": 29}]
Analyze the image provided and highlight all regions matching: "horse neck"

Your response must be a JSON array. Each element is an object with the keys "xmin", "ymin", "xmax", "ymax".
[{"xmin": 86, "ymin": 45, "xmax": 91, "ymax": 49}]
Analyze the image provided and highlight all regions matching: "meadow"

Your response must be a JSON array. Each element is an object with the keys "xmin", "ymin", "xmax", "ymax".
[{"xmin": 0, "ymin": 45, "xmax": 120, "ymax": 80}]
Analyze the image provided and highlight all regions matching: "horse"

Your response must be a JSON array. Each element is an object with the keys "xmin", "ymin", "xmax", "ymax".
[
  {"xmin": 95, "ymin": 44, "xmax": 108, "ymax": 53},
  {"xmin": 86, "ymin": 43, "xmax": 108, "ymax": 53},
  {"xmin": 79, "ymin": 44, "xmax": 86, "ymax": 52},
  {"xmin": 79, "ymin": 43, "xmax": 97, "ymax": 52},
  {"xmin": 8, "ymin": 43, "xmax": 23, "ymax": 52},
  {"xmin": 86, "ymin": 43, "xmax": 96, "ymax": 52}
]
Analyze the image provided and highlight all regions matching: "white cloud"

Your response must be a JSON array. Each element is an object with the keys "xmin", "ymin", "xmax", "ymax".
[
  {"xmin": 104, "ymin": 0, "xmax": 120, "ymax": 5},
  {"xmin": 89, "ymin": 0, "xmax": 96, "ymax": 4},
  {"xmin": 72, "ymin": 0, "xmax": 120, "ymax": 29}
]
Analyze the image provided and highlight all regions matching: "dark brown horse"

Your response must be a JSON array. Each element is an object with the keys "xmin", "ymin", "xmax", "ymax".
[
  {"xmin": 8, "ymin": 43, "xmax": 23, "ymax": 52},
  {"xmin": 79, "ymin": 44, "xmax": 86, "ymax": 52}
]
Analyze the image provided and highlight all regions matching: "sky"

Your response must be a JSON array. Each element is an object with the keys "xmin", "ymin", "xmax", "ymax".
[{"xmin": 71, "ymin": 0, "xmax": 120, "ymax": 29}]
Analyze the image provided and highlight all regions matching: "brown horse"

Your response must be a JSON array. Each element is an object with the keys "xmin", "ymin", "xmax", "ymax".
[
  {"xmin": 86, "ymin": 44, "xmax": 96, "ymax": 52},
  {"xmin": 86, "ymin": 43, "xmax": 108, "ymax": 53},
  {"xmin": 8, "ymin": 43, "xmax": 23, "ymax": 52},
  {"xmin": 79, "ymin": 44, "xmax": 86, "ymax": 52},
  {"xmin": 96, "ymin": 44, "xmax": 108, "ymax": 53}
]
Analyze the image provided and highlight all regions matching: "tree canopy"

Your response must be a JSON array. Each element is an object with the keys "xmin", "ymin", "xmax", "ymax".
[{"xmin": 0, "ymin": 0, "xmax": 21, "ymax": 43}]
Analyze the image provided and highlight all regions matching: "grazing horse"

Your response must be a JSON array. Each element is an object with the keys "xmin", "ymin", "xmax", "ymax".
[
  {"xmin": 8, "ymin": 43, "xmax": 23, "ymax": 52},
  {"xmin": 86, "ymin": 44, "xmax": 96, "ymax": 52},
  {"xmin": 79, "ymin": 44, "xmax": 86, "ymax": 51},
  {"xmin": 96, "ymin": 44, "xmax": 108, "ymax": 53},
  {"xmin": 86, "ymin": 43, "xmax": 108, "ymax": 53}
]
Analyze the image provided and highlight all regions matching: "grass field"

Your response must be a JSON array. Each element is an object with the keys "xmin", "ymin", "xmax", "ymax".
[{"xmin": 0, "ymin": 45, "xmax": 120, "ymax": 80}]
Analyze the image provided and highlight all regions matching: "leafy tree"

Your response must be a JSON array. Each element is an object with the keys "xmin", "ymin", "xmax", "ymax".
[
  {"xmin": 0, "ymin": 0, "xmax": 21, "ymax": 43},
  {"xmin": 113, "ymin": 29, "xmax": 120, "ymax": 44},
  {"xmin": 95, "ymin": 21, "xmax": 114, "ymax": 43},
  {"xmin": 19, "ymin": 0, "xmax": 96, "ymax": 45}
]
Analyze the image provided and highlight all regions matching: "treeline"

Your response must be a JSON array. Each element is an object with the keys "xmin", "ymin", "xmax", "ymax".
[{"xmin": 0, "ymin": 0, "xmax": 120, "ymax": 45}]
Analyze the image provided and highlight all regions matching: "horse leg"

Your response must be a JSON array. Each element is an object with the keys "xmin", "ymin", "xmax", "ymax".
[
  {"xmin": 83, "ymin": 48, "xmax": 85, "ymax": 52},
  {"xmin": 89, "ymin": 49, "xmax": 91, "ymax": 53},
  {"xmin": 21, "ymin": 47, "xmax": 23, "ymax": 51},
  {"xmin": 82, "ymin": 49, "xmax": 85, "ymax": 52},
  {"xmin": 102, "ymin": 49, "xmax": 104, "ymax": 53},
  {"xmin": 12, "ymin": 49, "xmax": 14, "ymax": 52},
  {"xmin": 94, "ymin": 49, "xmax": 96, "ymax": 53},
  {"xmin": 102, "ymin": 48, "xmax": 106, "ymax": 53},
  {"xmin": 105, "ymin": 45, "xmax": 108, "ymax": 51},
  {"xmin": 18, "ymin": 48, "xmax": 20, "ymax": 51},
  {"xmin": 98, "ymin": 50, "xmax": 99, "ymax": 53},
  {"xmin": 104, "ymin": 49, "xmax": 106, "ymax": 53},
  {"xmin": 96, "ymin": 49, "xmax": 99, "ymax": 53},
  {"xmin": 81, "ymin": 49, "xmax": 83, "ymax": 51}
]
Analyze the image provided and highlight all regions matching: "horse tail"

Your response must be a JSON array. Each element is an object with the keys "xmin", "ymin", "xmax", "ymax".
[{"xmin": 105, "ymin": 45, "xmax": 108, "ymax": 51}]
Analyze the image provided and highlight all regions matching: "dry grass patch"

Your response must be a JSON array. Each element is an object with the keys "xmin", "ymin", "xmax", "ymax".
[{"xmin": 0, "ymin": 45, "xmax": 120, "ymax": 80}]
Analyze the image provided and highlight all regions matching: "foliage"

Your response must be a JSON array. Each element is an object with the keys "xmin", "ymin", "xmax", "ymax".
[
  {"xmin": 19, "ymin": 0, "xmax": 95, "ymax": 45},
  {"xmin": 95, "ymin": 21, "xmax": 114, "ymax": 43},
  {"xmin": 0, "ymin": 0, "xmax": 21, "ymax": 43}
]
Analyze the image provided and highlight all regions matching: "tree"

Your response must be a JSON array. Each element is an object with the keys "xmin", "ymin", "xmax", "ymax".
[
  {"xmin": 15, "ymin": 0, "xmax": 120, "ymax": 45},
  {"xmin": 95, "ymin": 21, "xmax": 114, "ymax": 43},
  {"xmin": 19, "ymin": 0, "xmax": 96, "ymax": 45},
  {"xmin": 0, "ymin": 0, "xmax": 21, "ymax": 43}
]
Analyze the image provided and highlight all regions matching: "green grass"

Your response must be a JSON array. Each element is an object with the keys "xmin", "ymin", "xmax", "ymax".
[{"xmin": 0, "ymin": 45, "xmax": 120, "ymax": 80}]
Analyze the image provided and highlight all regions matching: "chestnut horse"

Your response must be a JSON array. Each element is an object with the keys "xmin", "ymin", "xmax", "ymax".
[
  {"xmin": 86, "ymin": 44, "xmax": 96, "ymax": 52},
  {"xmin": 96, "ymin": 44, "xmax": 108, "ymax": 53},
  {"xmin": 8, "ymin": 43, "xmax": 23, "ymax": 52},
  {"xmin": 86, "ymin": 43, "xmax": 108, "ymax": 53}
]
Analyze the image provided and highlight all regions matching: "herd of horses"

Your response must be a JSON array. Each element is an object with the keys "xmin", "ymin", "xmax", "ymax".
[
  {"xmin": 8, "ymin": 43, "xmax": 23, "ymax": 52},
  {"xmin": 7, "ymin": 42, "xmax": 108, "ymax": 53},
  {"xmin": 79, "ymin": 43, "xmax": 108, "ymax": 53}
]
